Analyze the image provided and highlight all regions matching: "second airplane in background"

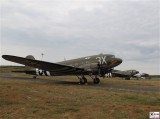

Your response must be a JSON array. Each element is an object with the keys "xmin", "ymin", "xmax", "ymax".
[{"xmin": 111, "ymin": 70, "xmax": 139, "ymax": 80}]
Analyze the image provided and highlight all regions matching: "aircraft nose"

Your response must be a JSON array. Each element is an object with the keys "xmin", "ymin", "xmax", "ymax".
[
  {"xmin": 115, "ymin": 58, "xmax": 122, "ymax": 65},
  {"xmin": 108, "ymin": 58, "xmax": 122, "ymax": 67}
]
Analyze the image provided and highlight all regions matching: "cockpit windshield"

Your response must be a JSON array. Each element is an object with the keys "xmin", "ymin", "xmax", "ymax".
[
  {"xmin": 105, "ymin": 55, "xmax": 115, "ymax": 58},
  {"xmin": 111, "ymin": 55, "xmax": 115, "ymax": 58}
]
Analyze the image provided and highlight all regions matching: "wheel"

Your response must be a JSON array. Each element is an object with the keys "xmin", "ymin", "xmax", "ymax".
[
  {"xmin": 125, "ymin": 77, "xmax": 130, "ymax": 80},
  {"xmin": 79, "ymin": 77, "xmax": 87, "ymax": 84},
  {"xmin": 93, "ymin": 78, "xmax": 100, "ymax": 84},
  {"xmin": 33, "ymin": 76, "xmax": 37, "ymax": 79}
]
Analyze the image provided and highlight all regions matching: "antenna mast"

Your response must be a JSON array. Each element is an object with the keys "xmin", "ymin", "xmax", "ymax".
[{"xmin": 41, "ymin": 53, "xmax": 44, "ymax": 60}]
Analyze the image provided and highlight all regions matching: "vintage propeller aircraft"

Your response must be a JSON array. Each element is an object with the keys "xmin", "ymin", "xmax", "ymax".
[
  {"xmin": 111, "ymin": 69, "xmax": 139, "ymax": 80},
  {"xmin": 133, "ymin": 73, "xmax": 151, "ymax": 79},
  {"xmin": 2, "ymin": 54, "xmax": 122, "ymax": 84}
]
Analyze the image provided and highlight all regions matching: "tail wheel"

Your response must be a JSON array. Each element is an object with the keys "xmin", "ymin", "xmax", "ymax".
[
  {"xmin": 33, "ymin": 76, "xmax": 37, "ymax": 79},
  {"xmin": 125, "ymin": 77, "xmax": 130, "ymax": 80},
  {"xmin": 93, "ymin": 78, "xmax": 100, "ymax": 84}
]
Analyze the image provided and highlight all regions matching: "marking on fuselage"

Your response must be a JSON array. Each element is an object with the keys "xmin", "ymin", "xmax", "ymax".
[
  {"xmin": 36, "ymin": 69, "xmax": 51, "ymax": 76},
  {"xmin": 96, "ymin": 56, "xmax": 107, "ymax": 64},
  {"xmin": 85, "ymin": 57, "xmax": 91, "ymax": 59}
]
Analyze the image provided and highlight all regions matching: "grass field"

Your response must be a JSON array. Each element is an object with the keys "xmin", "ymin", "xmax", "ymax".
[{"xmin": 0, "ymin": 66, "xmax": 160, "ymax": 119}]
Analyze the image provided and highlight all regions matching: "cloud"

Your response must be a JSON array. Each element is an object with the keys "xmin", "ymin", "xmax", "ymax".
[{"xmin": 1, "ymin": 0, "xmax": 159, "ymax": 74}]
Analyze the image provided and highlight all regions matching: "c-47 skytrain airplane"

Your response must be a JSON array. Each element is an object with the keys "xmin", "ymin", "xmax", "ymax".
[
  {"xmin": 2, "ymin": 54, "xmax": 122, "ymax": 84},
  {"xmin": 111, "ymin": 70, "xmax": 139, "ymax": 80}
]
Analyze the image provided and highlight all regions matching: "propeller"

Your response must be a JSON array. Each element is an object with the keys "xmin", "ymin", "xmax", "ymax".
[
  {"xmin": 97, "ymin": 61, "xmax": 114, "ymax": 78},
  {"xmin": 97, "ymin": 62, "xmax": 106, "ymax": 77}
]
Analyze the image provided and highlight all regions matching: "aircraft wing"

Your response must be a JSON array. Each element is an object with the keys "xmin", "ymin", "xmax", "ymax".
[
  {"xmin": 2, "ymin": 55, "xmax": 84, "ymax": 74},
  {"xmin": 112, "ymin": 70, "xmax": 130, "ymax": 77}
]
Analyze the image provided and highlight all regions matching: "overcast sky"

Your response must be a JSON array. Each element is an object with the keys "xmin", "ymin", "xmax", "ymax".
[{"xmin": 0, "ymin": 0, "xmax": 159, "ymax": 74}]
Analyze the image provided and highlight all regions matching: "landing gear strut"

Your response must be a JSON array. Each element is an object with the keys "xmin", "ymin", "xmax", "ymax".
[
  {"xmin": 79, "ymin": 77, "xmax": 87, "ymax": 84},
  {"xmin": 89, "ymin": 75, "xmax": 100, "ymax": 84},
  {"xmin": 77, "ymin": 74, "xmax": 100, "ymax": 85},
  {"xmin": 76, "ymin": 75, "xmax": 87, "ymax": 84}
]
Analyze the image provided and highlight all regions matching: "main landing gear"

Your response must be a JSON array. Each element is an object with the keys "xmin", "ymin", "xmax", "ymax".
[
  {"xmin": 77, "ymin": 75, "xmax": 100, "ymax": 85},
  {"xmin": 93, "ymin": 77, "xmax": 100, "ymax": 84},
  {"xmin": 91, "ymin": 75, "xmax": 100, "ymax": 84},
  {"xmin": 79, "ymin": 76, "xmax": 87, "ymax": 84}
]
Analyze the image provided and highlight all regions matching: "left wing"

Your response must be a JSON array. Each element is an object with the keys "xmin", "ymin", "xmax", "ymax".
[{"xmin": 2, "ymin": 55, "xmax": 84, "ymax": 75}]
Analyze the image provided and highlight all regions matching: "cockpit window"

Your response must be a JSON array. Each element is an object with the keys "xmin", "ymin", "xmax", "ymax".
[
  {"xmin": 106, "ymin": 55, "xmax": 115, "ymax": 58},
  {"xmin": 102, "ymin": 54, "xmax": 115, "ymax": 59}
]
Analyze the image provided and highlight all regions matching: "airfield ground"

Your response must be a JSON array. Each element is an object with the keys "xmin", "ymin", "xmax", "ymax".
[{"xmin": 0, "ymin": 66, "xmax": 160, "ymax": 119}]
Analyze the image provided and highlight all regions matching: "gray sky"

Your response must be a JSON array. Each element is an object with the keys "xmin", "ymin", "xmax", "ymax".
[{"xmin": 1, "ymin": 0, "xmax": 160, "ymax": 74}]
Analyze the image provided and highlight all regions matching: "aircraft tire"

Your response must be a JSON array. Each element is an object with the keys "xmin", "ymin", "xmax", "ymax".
[
  {"xmin": 93, "ymin": 78, "xmax": 100, "ymax": 84},
  {"xmin": 33, "ymin": 76, "xmax": 37, "ymax": 79},
  {"xmin": 80, "ymin": 77, "xmax": 87, "ymax": 84},
  {"xmin": 125, "ymin": 77, "xmax": 130, "ymax": 80}
]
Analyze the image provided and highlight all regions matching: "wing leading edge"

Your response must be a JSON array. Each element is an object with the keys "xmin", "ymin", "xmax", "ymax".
[{"xmin": 2, "ymin": 55, "xmax": 84, "ymax": 75}]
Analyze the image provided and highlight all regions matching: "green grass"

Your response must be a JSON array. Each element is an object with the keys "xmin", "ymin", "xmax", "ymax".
[
  {"xmin": 151, "ymin": 75, "xmax": 160, "ymax": 78},
  {"xmin": 123, "ymin": 94, "xmax": 160, "ymax": 105}
]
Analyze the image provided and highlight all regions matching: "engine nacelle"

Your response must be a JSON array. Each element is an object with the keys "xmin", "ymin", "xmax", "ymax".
[{"xmin": 25, "ymin": 55, "xmax": 50, "ymax": 76}]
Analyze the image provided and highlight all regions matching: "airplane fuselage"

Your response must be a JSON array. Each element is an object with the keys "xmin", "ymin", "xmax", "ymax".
[{"xmin": 59, "ymin": 54, "xmax": 122, "ymax": 70}]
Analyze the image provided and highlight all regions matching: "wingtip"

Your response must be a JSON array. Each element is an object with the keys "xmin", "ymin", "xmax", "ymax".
[
  {"xmin": 2, "ymin": 55, "xmax": 10, "ymax": 60},
  {"xmin": 2, "ymin": 55, "xmax": 6, "ymax": 59}
]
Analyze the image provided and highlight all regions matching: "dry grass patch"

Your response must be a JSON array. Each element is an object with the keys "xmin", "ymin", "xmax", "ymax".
[{"xmin": 0, "ymin": 77, "xmax": 160, "ymax": 119}]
